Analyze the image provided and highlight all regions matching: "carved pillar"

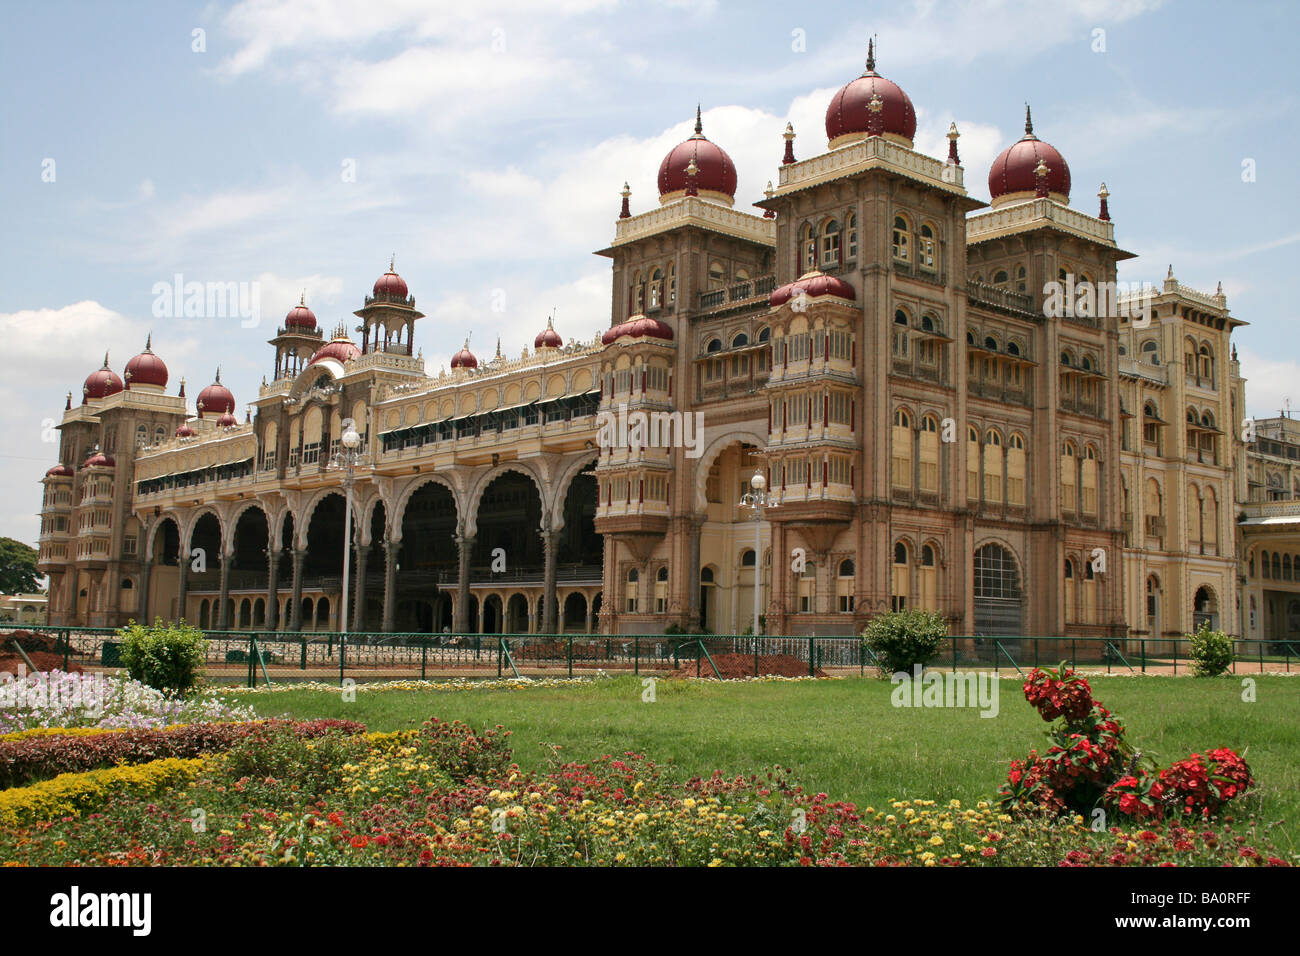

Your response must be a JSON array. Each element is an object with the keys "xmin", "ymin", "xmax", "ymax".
[
  {"xmin": 541, "ymin": 528, "xmax": 558, "ymax": 634},
  {"xmin": 454, "ymin": 534, "xmax": 474, "ymax": 633},
  {"xmin": 266, "ymin": 547, "xmax": 280, "ymax": 631},
  {"xmin": 353, "ymin": 544, "xmax": 369, "ymax": 631},
  {"xmin": 382, "ymin": 540, "xmax": 397, "ymax": 632},
  {"xmin": 216, "ymin": 552, "xmax": 232, "ymax": 629},
  {"xmin": 288, "ymin": 548, "xmax": 305, "ymax": 630},
  {"xmin": 177, "ymin": 551, "xmax": 189, "ymax": 622},
  {"xmin": 138, "ymin": 561, "xmax": 152, "ymax": 624}
]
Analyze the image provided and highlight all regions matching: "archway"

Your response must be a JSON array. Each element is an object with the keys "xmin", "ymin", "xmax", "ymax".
[
  {"xmin": 482, "ymin": 595, "xmax": 504, "ymax": 634},
  {"xmin": 145, "ymin": 517, "xmax": 181, "ymax": 621},
  {"xmin": 473, "ymin": 472, "xmax": 544, "ymax": 571},
  {"xmin": 563, "ymin": 592, "xmax": 587, "ymax": 633},
  {"xmin": 397, "ymin": 481, "xmax": 458, "ymax": 632},
  {"xmin": 1193, "ymin": 586, "xmax": 1219, "ymax": 631},
  {"xmin": 188, "ymin": 512, "xmax": 222, "ymax": 621},
  {"xmin": 506, "ymin": 593, "xmax": 530, "ymax": 633},
  {"xmin": 231, "ymin": 506, "xmax": 269, "ymax": 623},
  {"xmin": 973, "ymin": 543, "xmax": 1023, "ymax": 637}
]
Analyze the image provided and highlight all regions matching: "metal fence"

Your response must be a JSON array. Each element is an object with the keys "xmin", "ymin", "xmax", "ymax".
[{"xmin": 2, "ymin": 623, "xmax": 1298, "ymax": 687}]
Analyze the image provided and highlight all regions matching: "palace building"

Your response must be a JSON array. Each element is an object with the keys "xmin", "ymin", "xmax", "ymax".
[{"xmin": 33, "ymin": 48, "xmax": 1289, "ymax": 645}]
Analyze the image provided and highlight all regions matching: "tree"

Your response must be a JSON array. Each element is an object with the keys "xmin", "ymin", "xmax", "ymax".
[{"xmin": 0, "ymin": 537, "xmax": 41, "ymax": 594}]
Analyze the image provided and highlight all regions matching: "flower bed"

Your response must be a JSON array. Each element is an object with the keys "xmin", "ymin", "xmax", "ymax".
[
  {"xmin": 0, "ymin": 719, "xmax": 365, "ymax": 789},
  {"xmin": 0, "ymin": 718, "xmax": 1288, "ymax": 867},
  {"xmin": 0, "ymin": 757, "xmax": 205, "ymax": 827},
  {"xmin": 0, "ymin": 670, "xmax": 257, "ymax": 733}
]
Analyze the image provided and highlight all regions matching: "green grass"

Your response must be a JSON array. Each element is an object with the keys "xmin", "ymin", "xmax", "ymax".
[{"xmin": 225, "ymin": 674, "xmax": 1300, "ymax": 847}]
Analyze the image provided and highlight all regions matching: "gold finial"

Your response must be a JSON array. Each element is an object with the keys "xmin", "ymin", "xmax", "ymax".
[
  {"xmin": 1034, "ymin": 159, "xmax": 1049, "ymax": 177},
  {"xmin": 765, "ymin": 180, "xmax": 775, "ymax": 200},
  {"xmin": 947, "ymin": 122, "xmax": 959, "ymax": 141},
  {"xmin": 1098, "ymin": 182, "xmax": 1109, "ymax": 199},
  {"xmin": 685, "ymin": 158, "xmax": 700, "ymax": 176},
  {"xmin": 784, "ymin": 122, "xmax": 795, "ymax": 141},
  {"xmin": 621, "ymin": 182, "xmax": 631, "ymax": 198}
]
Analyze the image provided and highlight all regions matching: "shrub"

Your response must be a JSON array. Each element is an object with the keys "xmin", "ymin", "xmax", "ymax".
[
  {"xmin": 1189, "ymin": 623, "xmax": 1234, "ymax": 677},
  {"xmin": 863, "ymin": 610, "xmax": 948, "ymax": 677},
  {"xmin": 117, "ymin": 619, "xmax": 207, "ymax": 694},
  {"xmin": 218, "ymin": 725, "xmax": 369, "ymax": 795},
  {"xmin": 0, "ymin": 757, "xmax": 204, "ymax": 826}
]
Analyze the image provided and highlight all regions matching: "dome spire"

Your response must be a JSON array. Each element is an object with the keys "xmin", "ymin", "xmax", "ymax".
[
  {"xmin": 1024, "ymin": 103, "xmax": 1035, "ymax": 138},
  {"xmin": 144, "ymin": 332, "xmax": 152, "ymax": 352},
  {"xmin": 619, "ymin": 181, "xmax": 631, "ymax": 219},
  {"xmin": 865, "ymin": 37, "xmax": 876, "ymax": 74},
  {"xmin": 782, "ymin": 122, "xmax": 797, "ymax": 165},
  {"xmin": 389, "ymin": 253, "xmax": 396, "ymax": 273},
  {"xmin": 693, "ymin": 103, "xmax": 703, "ymax": 136},
  {"xmin": 947, "ymin": 122, "xmax": 961, "ymax": 165}
]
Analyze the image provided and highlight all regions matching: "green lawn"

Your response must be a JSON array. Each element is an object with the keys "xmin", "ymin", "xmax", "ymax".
[{"xmin": 227, "ymin": 674, "xmax": 1300, "ymax": 847}]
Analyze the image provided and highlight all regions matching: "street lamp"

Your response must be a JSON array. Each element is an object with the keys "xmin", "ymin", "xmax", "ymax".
[
  {"xmin": 738, "ymin": 469, "xmax": 779, "ymax": 638},
  {"xmin": 327, "ymin": 418, "xmax": 368, "ymax": 636}
]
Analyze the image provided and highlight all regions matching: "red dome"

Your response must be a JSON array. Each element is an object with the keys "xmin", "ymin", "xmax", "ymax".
[
  {"xmin": 285, "ymin": 297, "xmax": 317, "ymax": 330},
  {"xmin": 308, "ymin": 338, "xmax": 361, "ymax": 367},
  {"xmin": 770, "ymin": 270, "xmax": 856, "ymax": 307},
  {"xmin": 216, "ymin": 412, "xmax": 238, "ymax": 428},
  {"xmin": 124, "ymin": 335, "xmax": 168, "ymax": 389},
  {"xmin": 175, "ymin": 423, "xmax": 195, "ymax": 438},
  {"xmin": 825, "ymin": 43, "xmax": 916, "ymax": 147},
  {"xmin": 534, "ymin": 318, "xmax": 562, "ymax": 350},
  {"xmin": 196, "ymin": 372, "xmax": 235, "ymax": 417},
  {"xmin": 988, "ymin": 107, "xmax": 1071, "ymax": 203},
  {"xmin": 657, "ymin": 108, "xmax": 737, "ymax": 203},
  {"xmin": 82, "ymin": 452, "xmax": 115, "ymax": 469},
  {"xmin": 451, "ymin": 341, "xmax": 478, "ymax": 369},
  {"xmin": 44, "ymin": 463, "xmax": 73, "ymax": 479},
  {"xmin": 373, "ymin": 260, "xmax": 409, "ymax": 300},
  {"xmin": 82, "ymin": 355, "xmax": 124, "ymax": 402},
  {"xmin": 602, "ymin": 314, "xmax": 673, "ymax": 345}
]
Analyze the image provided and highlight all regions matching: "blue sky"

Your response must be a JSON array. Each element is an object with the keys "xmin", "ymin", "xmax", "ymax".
[{"xmin": 1, "ymin": 0, "xmax": 1296, "ymax": 546}]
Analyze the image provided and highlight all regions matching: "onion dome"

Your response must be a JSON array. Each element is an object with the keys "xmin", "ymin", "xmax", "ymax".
[
  {"xmin": 82, "ymin": 353, "xmax": 124, "ymax": 403},
  {"xmin": 601, "ymin": 314, "xmax": 674, "ymax": 345},
  {"xmin": 534, "ymin": 316, "xmax": 563, "ymax": 350},
  {"xmin": 196, "ymin": 369, "xmax": 235, "ymax": 419},
  {"xmin": 308, "ymin": 335, "xmax": 361, "ymax": 367},
  {"xmin": 285, "ymin": 292, "xmax": 317, "ymax": 331},
  {"xmin": 825, "ymin": 40, "xmax": 917, "ymax": 148},
  {"xmin": 657, "ymin": 106, "xmax": 738, "ymax": 206},
  {"xmin": 175, "ymin": 423, "xmax": 196, "ymax": 439},
  {"xmin": 44, "ymin": 463, "xmax": 74, "ymax": 479},
  {"xmin": 373, "ymin": 256, "xmax": 409, "ymax": 300},
  {"xmin": 451, "ymin": 339, "xmax": 478, "ymax": 370},
  {"xmin": 770, "ymin": 270, "xmax": 856, "ymax": 307},
  {"xmin": 988, "ymin": 105, "xmax": 1071, "ymax": 206},
  {"xmin": 81, "ymin": 451, "xmax": 115, "ymax": 469},
  {"xmin": 124, "ymin": 334, "xmax": 168, "ymax": 390},
  {"xmin": 216, "ymin": 411, "xmax": 238, "ymax": 428}
]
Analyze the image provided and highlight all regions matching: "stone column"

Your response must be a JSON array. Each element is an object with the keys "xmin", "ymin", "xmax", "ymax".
[
  {"xmin": 353, "ymin": 545, "xmax": 369, "ymax": 631},
  {"xmin": 382, "ymin": 540, "xmax": 398, "ymax": 632},
  {"xmin": 454, "ymin": 534, "xmax": 474, "ymax": 633},
  {"xmin": 288, "ymin": 548, "xmax": 305, "ymax": 631},
  {"xmin": 177, "ymin": 552, "xmax": 189, "ymax": 623},
  {"xmin": 138, "ymin": 563, "xmax": 152, "ymax": 624},
  {"xmin": 541, "ymin": 528, "xmax": 558, "ymax": 634},
  {"xmin": 266, "ymin": 548, "xmax": 280, "ymax": 630},
  {"xmin": 686, "ymin": 517, "xmax": 702, "ymax": 628},
  {"xmin": 216, "ymin": 552, "xmax": 232, "ymax": 629},
  {"xmin": 585, "ymin": 595, "xmax": 594, "ymax": 634}
]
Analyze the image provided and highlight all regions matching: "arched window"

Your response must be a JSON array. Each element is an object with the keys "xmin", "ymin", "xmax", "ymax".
[
  {"xmin": 1006, "ymin": 340, "xmax": 1020, "ymax": 357},
  {"xmin": 1141, "ymin": 339, "xmax": 1159, "ymax": 365},
  {"xmin": 821, "ymin": 219, "xmax": 842, "ymax": 267},
  {"xmin": 985, "ymin": 336, "xmax": 999, "ymax": 352},
  {"xmin": 919, "ymin": 415, "xmax": 940, "ymax": 494},
  {"xmin": 846, "ymin": 213, "xmax": 858, "ymax": 260},
  {"xmin": 1061, "ymin": 441, "xmax": 1078, "ymax": 512},
  {"xmin": 757, "ymin": 326, "xmax": 770, "ymax": 343},
  {"xmin": 1064, "ymin": 558, "xmax": 1077, "ymax": 624},
  {"xmin": 798, "ymin": 562, "xmax": 816, "ymax": 612},
  {"xmin": 731, "ymin": 332, "xmax": 749, "ymax": 349},
  {"xmin": 633, "ymin": 271, "xmax": 645, "ymax": 312},
  {"xmin": 993, "ymin": 269, "xmax": 1009, "ymax": 286},
  {"xmin": 837, "ymin": 559, "xmax": 855, "ymax": 612},
  {"xmin": 967, "ymin": 425, "xmax": 981, "ymax": 504},
  {"xmin": 706, "ymin": 338, "xmax": 722, "ymax": 353},
  {"xmin": 983, "ymin": 429, "xmax": 1004, "ymax": 505},
  {"xmin": 921, "ymin": 314, "xmax": 936, "ymax": 333},
  {"xmin": 1198, "ymin": 343, "xmax": 1214, "ymax": 383},
  {"xmin": 892, "ymin": 215, "xmax": 911, "ymax": 262},
  {"xmin": 625, "ymin": 567, "xmax": 639, "ymax": 613},
  {"xmin": 1006, "ymin": 433, "xmax": 1026, "ymax": 506},
  {"xmin": 918, "ymin": 544, "xmax": 938, "ymax": 611},
  {"xmin": 1015, "ymin": 264, "xmax": 1027, "ymax": 293},
  {"xmin": 655, "ymin": 565, "xmax": 669, "ymax": 613},
  {"xmin": 1081, "ymin": 444, "xmax": 1099, "ymax": 516},
  {"xmin": 801, "ymin": 223, "xmax": 818, "ymax": 271},
  {"xmin": 919, "ymin": 224, "xmax": 937, "ymax": 271},
  {"xmin": 649, "ymin": 268, "xmax": 663, "ymax": 309},
  {"xmin": 741, "ymin": 549, "xmax": 756, "ymax": 567},
  {"xmin": 892, "ymin": 542, "xmax": 910, "ymax": 611},
  {"xmin": 973, "ymin": 543, "xmax": 1022, "ymax": 635},
  {"xmin": 667, "ymin": 263, "xmax": 676, "ymax": 305},
  {"xmin": 892, "ymin": 409, "xmax": 913, "ymax": 493},
  {"xmin": 708, "ymin": 261, "xmax": 725, "ymax": 288}
]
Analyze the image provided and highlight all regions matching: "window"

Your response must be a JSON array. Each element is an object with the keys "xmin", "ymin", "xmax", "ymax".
[
  {"xmin": 625, "ymin": 568, "xmax": 639, "ymax": 613},
  {"xmin": 983, "ymin": 430, "xmax": 1003, "ymax": 505},
  {"xmin": 1141, "ymin": 340, "xmax": 1159, "ymax": 365},
  {"xmin": 649, "ymin": 268, "xmax": 663, "ymax": 309},
  {"xmin": 821, "ymin": 220, "xmax": 841, "ymax": 267},
  {"xmin": 800, "ymin": 224, "xmax": 817, "ymax": 272},
  {"xmin": 1064, "ymin": 558, "xmax": 1077, "ymax": 624},
  {"xmin": 967, "ymin": 425, "xmax": 981, "ymax": 503},
  {"xmin": 892, "ymin": 215, "xmax": 910, "ymax": 262},
  {"xmin": 655, "ymin": 566, "xmax": 668, "ymax": 613},
  {"xmin": 846, "ymin": 214, "xmax": 858, "ymax": 260},
  {"xmin": 892, "ymin": 542, "xmax": 909, "ymax": 611},
  {"xmin": 667, "ymin": 263, "xmax": 676, "ymax": 305},
  {"xmin": 708, "ymin": 262, "xmax": 726, "ymax": 286},
  {"xmin": 1060, "ymin": 441, "xmax": 1078, "ymax": 512},
  {"xmin": 919, "ymin": 416, "xmax": 940, "ymax": 494},
  {"xmin": 1080, "ymin": 445, "xmax": 1099, "ymax": 516},
  {"xmin": 919, "ymin": 224, "xmax": 936, "ymax": 271},
  {"xmin": 798, "ymin": 562, "xmax": 816, "ymax": 613},
  {"xmin": 1006, "ymin": 433, "xmax": 1026, "ymax": 507},
  {"xmin": 837, "ymin": 559, "xmax": 855, "ymax": 612},
  {"xmin": 892, "ymin": 409, "xmax": 913, "ymax": 492},
  {"xmin": 918, "ymin": 545, "xmax": 938, "ymax": 611}
]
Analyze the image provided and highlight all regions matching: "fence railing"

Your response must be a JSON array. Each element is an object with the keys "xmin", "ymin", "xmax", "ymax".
[{"xmin": 1, "ymin": 623, "xmax": 1295, "ymax": 688}]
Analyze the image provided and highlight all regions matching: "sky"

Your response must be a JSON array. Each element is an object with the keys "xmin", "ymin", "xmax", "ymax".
[{"xmin": 0, "ymin": 0, "xmax": 1296, "ymax": 548}]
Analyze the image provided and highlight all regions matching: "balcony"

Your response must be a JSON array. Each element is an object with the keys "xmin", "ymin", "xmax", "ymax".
[
  {"xmin": 698, "ymin": 274, "xmax": 776, "ymax": 312},
  {"xmin": 967, "ymin": 280, "xmax": 1036, "ymax": 317}
]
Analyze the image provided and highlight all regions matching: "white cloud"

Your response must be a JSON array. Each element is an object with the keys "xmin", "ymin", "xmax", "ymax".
[{"xmin": 1237, "ymin": 347, "xmax": 1300, "ymax": 420}]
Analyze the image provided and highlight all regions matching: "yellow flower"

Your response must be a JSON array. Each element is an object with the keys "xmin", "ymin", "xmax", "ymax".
[{"xmin": 928, "ymin": 835, "xmax": 944, "ymax": 847}]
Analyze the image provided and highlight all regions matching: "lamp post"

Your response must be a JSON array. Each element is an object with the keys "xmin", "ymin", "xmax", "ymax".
[
  {"xmin": 738, "ymin": 469, "xmax": 779, "ymax": 638},
  {"xmin": 328, "ymin": 419, "xmax": 368, "ymax": 637}
]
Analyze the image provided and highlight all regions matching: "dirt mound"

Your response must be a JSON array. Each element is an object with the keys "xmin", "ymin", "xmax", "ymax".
[
  {"xmin": 667, "ymin": 652, "xmax": 826, "ymax": 680},
  {"xmin": 0, "ymin": 631, "xmax": 82, "ymax": 674}
]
